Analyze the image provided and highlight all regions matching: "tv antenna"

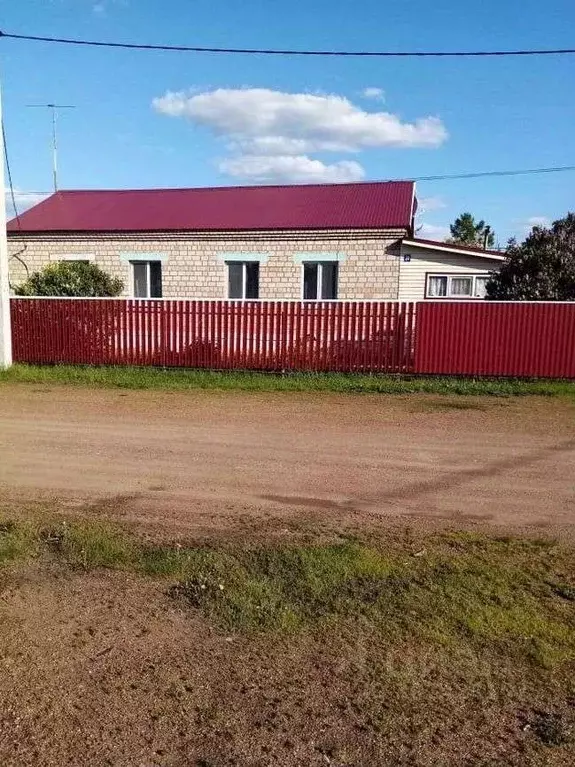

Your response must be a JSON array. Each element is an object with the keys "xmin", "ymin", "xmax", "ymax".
[{"xmin": 26, "ymin": 103, "xmax": 76, "ymax": 192}]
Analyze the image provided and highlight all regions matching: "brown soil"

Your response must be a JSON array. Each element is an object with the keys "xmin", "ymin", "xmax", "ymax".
[
  {"xmin": 1, "ymin": 384, "xmax": 575, "ymax": 766},
  {"xmin": 0, "ymin": 562, "xmax": 573, "ymax": 767},
  {"xmin": 1, "ymin": 385, "xmax": 574, "ymax": 539}
]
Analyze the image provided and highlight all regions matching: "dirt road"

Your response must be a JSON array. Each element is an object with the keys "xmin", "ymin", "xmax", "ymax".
[{"xmin": 1, "ymin": 384, "xmax": 574, "ymax": 536}]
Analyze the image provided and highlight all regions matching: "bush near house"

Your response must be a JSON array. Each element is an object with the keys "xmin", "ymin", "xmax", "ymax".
[
  {"xmin": 487, "ymin": 213, "xmax": 575, "ymax": 300},
  {"xmin": 14, "ymin": 261, "xmax": 123, "ymax": 297}
]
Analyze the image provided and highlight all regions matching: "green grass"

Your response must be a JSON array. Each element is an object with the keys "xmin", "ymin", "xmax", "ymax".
[
  {"xmin": 1, "ymin": 517, "xmax": 574, "ymax": 668},
  {"xmin": 0, "ymin": 520, "xmax": 39, "ymax": 564},
  {"xmin": 53, "ymin": 520, "xmax": 138, "ymax": 570},
  {"xmin": 1, "ymin": 363, "xmax": 575, "ymax": 397}
]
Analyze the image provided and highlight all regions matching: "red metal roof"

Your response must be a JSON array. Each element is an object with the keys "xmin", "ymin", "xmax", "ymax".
[{"xmin": 7, "ymin": 181, "xmax": 415, "ymax": 233}]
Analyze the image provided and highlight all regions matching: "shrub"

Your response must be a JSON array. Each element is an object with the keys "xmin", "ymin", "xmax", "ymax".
[{"xmin": 15, "ymin": 261, "xmax": 123, "ymax": 297}]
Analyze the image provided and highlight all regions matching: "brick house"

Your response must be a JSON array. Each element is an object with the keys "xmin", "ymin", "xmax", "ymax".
[{"xmin": 7, "ymin": 181, "xmax": 504, "ymax": 300}]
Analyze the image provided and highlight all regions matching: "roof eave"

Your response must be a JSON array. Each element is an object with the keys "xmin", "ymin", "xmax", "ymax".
[{"xmin": 401, "ymin": 238, "xmax": 506, "ymax": 261}]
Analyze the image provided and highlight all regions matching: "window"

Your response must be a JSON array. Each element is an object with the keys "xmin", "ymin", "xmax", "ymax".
[
  {"xmin": 131, "ymin": 261, "xmax": 162, "ymax": 298},
  {"xmin": 450, "ymin": 277, "xmax": 473, "ymax": 297},
  {"xmin": 474, "ymin": 276, "xmax": 489, "ymax": 298},
  {"xmin": 227, "ymin": 261, "xmax": 259, "ymax": 299},
  {"xmin": 426, "ymin": 274, "xmax": 489, "ymax": 299},
  {"xmin": 427, "ymin": 276, "xmax": 447, "ymax": 297},
  {"xmin": 303, "ymin": 262, "xmax": 338, "ymax": 300}
]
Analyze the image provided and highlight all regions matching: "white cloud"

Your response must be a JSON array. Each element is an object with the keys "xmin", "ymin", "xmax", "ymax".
[
  {"xmin": 219, "ymin": 155, "xmax": 365, "ymax": 184},
  {"xmin": 524, "ymin": 216, "xmax": 551, "ymax": 231},
  {"xmin": 362, "ymin": 87, "xmax": 385, "ymax": 102},
  {"xmin": 5, "ymin": 189, "xmax": 48, "ymax": 219},
  {"xmin": 153, "ymin": 87, "xmax": 448, "ymax": 183},
  {"xmin": 414, "ymin": 198, "xmax": 449, "ymax": 242},
  {"xmin": 511, "ymin": 216, "xmax": 552, "ymax": 239},
  {"xmin": 153, "ymin": 88, "xmax": 447, "ymax": 153},
  {"xmin": 417, "ymin": 222, "xmax": 450, "ymax": 241},
  {"xmin": 417, "ymin": 196, "xmax": 447, "ymax": 214},
  {"xmin": 91, "ymin": 0, "xmax": 127, "ymax": 15}
]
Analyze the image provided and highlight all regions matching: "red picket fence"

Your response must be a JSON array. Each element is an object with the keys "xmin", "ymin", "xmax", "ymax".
[
  {"xmin": 415, "ymin": 301, "xmax": 575, "ymax": 378},
  {"xmin": 10, "ymin": 298, "xmax": 416, "ymax": 373},
  {"xmin": 10, "ymin": 298, "xmax": 575, "ymax": 378}
]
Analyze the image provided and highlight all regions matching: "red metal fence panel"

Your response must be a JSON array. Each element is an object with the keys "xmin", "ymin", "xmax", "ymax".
[
  {"xmin": 414, "ymin": 301, "xmax": 575, "ymax": 378},
  {"xmin": 10, "ymin": 298, "xmax": 416, "ymax": 374},
  {"xmin": 11, "ymin": 298, "xmax": 575, "ymax": 378}
]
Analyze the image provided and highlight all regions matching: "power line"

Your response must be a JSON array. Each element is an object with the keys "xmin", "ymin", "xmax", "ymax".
[
  {"xmin": 2, "ymin": 118, "xmax": 20, "ymax": 229},
  {"xmin": 2, "ymin": 118, "xmax": 29, "ymax": 279},
  {"xmin": 401, "ymin": 165, "xmax": 575, "ymax": 182},
  {"xmin": 2, "ymin": 30, "xmax": 575, "ymax": 58}
]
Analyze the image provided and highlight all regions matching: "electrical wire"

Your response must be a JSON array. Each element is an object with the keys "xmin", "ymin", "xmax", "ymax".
[
  {"xmin": 2, "ymin": 30, "xmax": 575, "ymax": 57},
  {"xmin": 2, "ymin": 119, "xmax": 20, "ymax": 230},
  {"xmin": 399, "ymin": 165, "xmax": 575, "ymax": 182},
  {"xmin": 2, "ymin": 118, "xmax": 30, "ymax": 279}
]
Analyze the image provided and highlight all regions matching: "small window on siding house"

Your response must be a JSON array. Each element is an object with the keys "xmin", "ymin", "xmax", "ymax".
[
  {"xmin": 131, "ymin": 261, "xmax": 162, "ymax": 298},
  {"xmin": 427, "ymin": 276, "xmax": 448, "ymax": 297},
  {"xmin": 227, "ymin": 261, "xmax": 259, "ymax": 299},
  {"xmin": 450, "ymin": 277, "xmax": 473, "ymax": 297},
  {"xmin": 474, "ymin": 276, "xmax": 489, "ymax": 298},
  {"xmin": 426, "ymin": 274, "xmax": 489, "ymax": 299},
  {"xmin": 303, "ymin": 262, "xmax": 338, "ymax": 300}
]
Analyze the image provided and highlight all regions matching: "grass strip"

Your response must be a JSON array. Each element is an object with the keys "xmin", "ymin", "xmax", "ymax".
[
  {"xmin": 1, "ymin": 364, "xmax": 575, "ymax": 397},
  {"xmin": 1, "ymin": 517, "xmax": 574, "ymax": 669}
]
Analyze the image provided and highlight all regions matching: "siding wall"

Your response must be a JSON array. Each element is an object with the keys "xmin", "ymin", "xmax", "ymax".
[
  {"xmin": 8, "ymin": 229, "xmax": 406, "ymax": 300},
  {"xmin": 398, "ymin": 244, "xmax": 502, "ymax": 301}
]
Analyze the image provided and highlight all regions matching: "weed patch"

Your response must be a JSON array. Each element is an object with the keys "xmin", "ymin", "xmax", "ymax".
[
  {"xmin": 1, "ymin": 517, "xmax": 574, "ymax": 669},
  {"xmin": 550, "ymin": 582, "xmax": 575, "ymax": 601},
  {"xmin": 58, "ymin": 522, "xmax": 137, "ymax": 570},
  {"xmin": 530, "ymin": 711, "xmax": 573, "ymax": 747},
  {"xmin": 0, "ymin": 520, "xmax": 38, "ymax": 564},
  {"xmin": 169, "ymin": 538, "xmax": 575, "ymax": 667}
]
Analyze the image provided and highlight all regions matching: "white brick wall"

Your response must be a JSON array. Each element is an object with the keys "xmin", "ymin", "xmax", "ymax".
[{"xmin": 8, "ymin": 228, "xmax": 406, "ymax": 300}]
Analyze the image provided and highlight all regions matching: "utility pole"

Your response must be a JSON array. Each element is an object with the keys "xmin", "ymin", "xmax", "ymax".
[
  {"xmin": 27, "ymin": 103, "xmax": 75, "ymax": 192},
  {"xmin": 0, "ymin": 81, "xmax": 12, "ymax": 368}
]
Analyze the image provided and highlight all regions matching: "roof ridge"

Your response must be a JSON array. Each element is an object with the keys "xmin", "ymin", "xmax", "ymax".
[{"xmin": 54, "ymin": 180, "xmax": 415, "ymax": 194}]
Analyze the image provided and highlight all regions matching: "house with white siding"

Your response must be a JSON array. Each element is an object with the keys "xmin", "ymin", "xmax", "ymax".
[
  {"xmin": 7, "ymin": 181, "xmax": 504, "ymax": 300},
  {"xmin": 398, "ymin": 237, "xmax": 505, "ymax": 301}
]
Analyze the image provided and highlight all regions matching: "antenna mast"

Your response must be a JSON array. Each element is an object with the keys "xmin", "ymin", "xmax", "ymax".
[{"xmin": 26, "ymin": 103, "xmax": 76, "ymax": 191}]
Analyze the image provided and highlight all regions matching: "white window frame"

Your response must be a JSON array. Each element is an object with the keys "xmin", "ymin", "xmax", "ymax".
[
  {"xmin": 226, "ymin": 261, "xmax": 260, "ymax": 300},
  {"xmin": 426, "ymin": 273, "xmax": 490, "ymax": 299},
  {"xmin": 473, "ymin": 275, "xmax": 490, "ymax": 298},
  {"xmin": 131, "ymin": 260, "xmax": 162, "ymax": 298},
  {"xmin": 301, "ymin": 261, "xmax": 339, "ymax": 301}
]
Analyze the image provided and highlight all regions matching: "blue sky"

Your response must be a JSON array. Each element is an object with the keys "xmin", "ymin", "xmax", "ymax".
[{"xmin": 1, "ymin": 0, "xmax": 574, "ymax": 243}]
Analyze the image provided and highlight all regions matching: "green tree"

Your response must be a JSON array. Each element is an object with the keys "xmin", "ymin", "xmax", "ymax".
[
  {"xmin": 487, "ymin": 213, "xmax": 575, "ymax": 300},
  {"xmin": 448, "ymin": 212, "xmax": 495, "ymax": 248},
  {"xmin": 14, "ymin": 261, "xmax": 123, "ymax": 297}
]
